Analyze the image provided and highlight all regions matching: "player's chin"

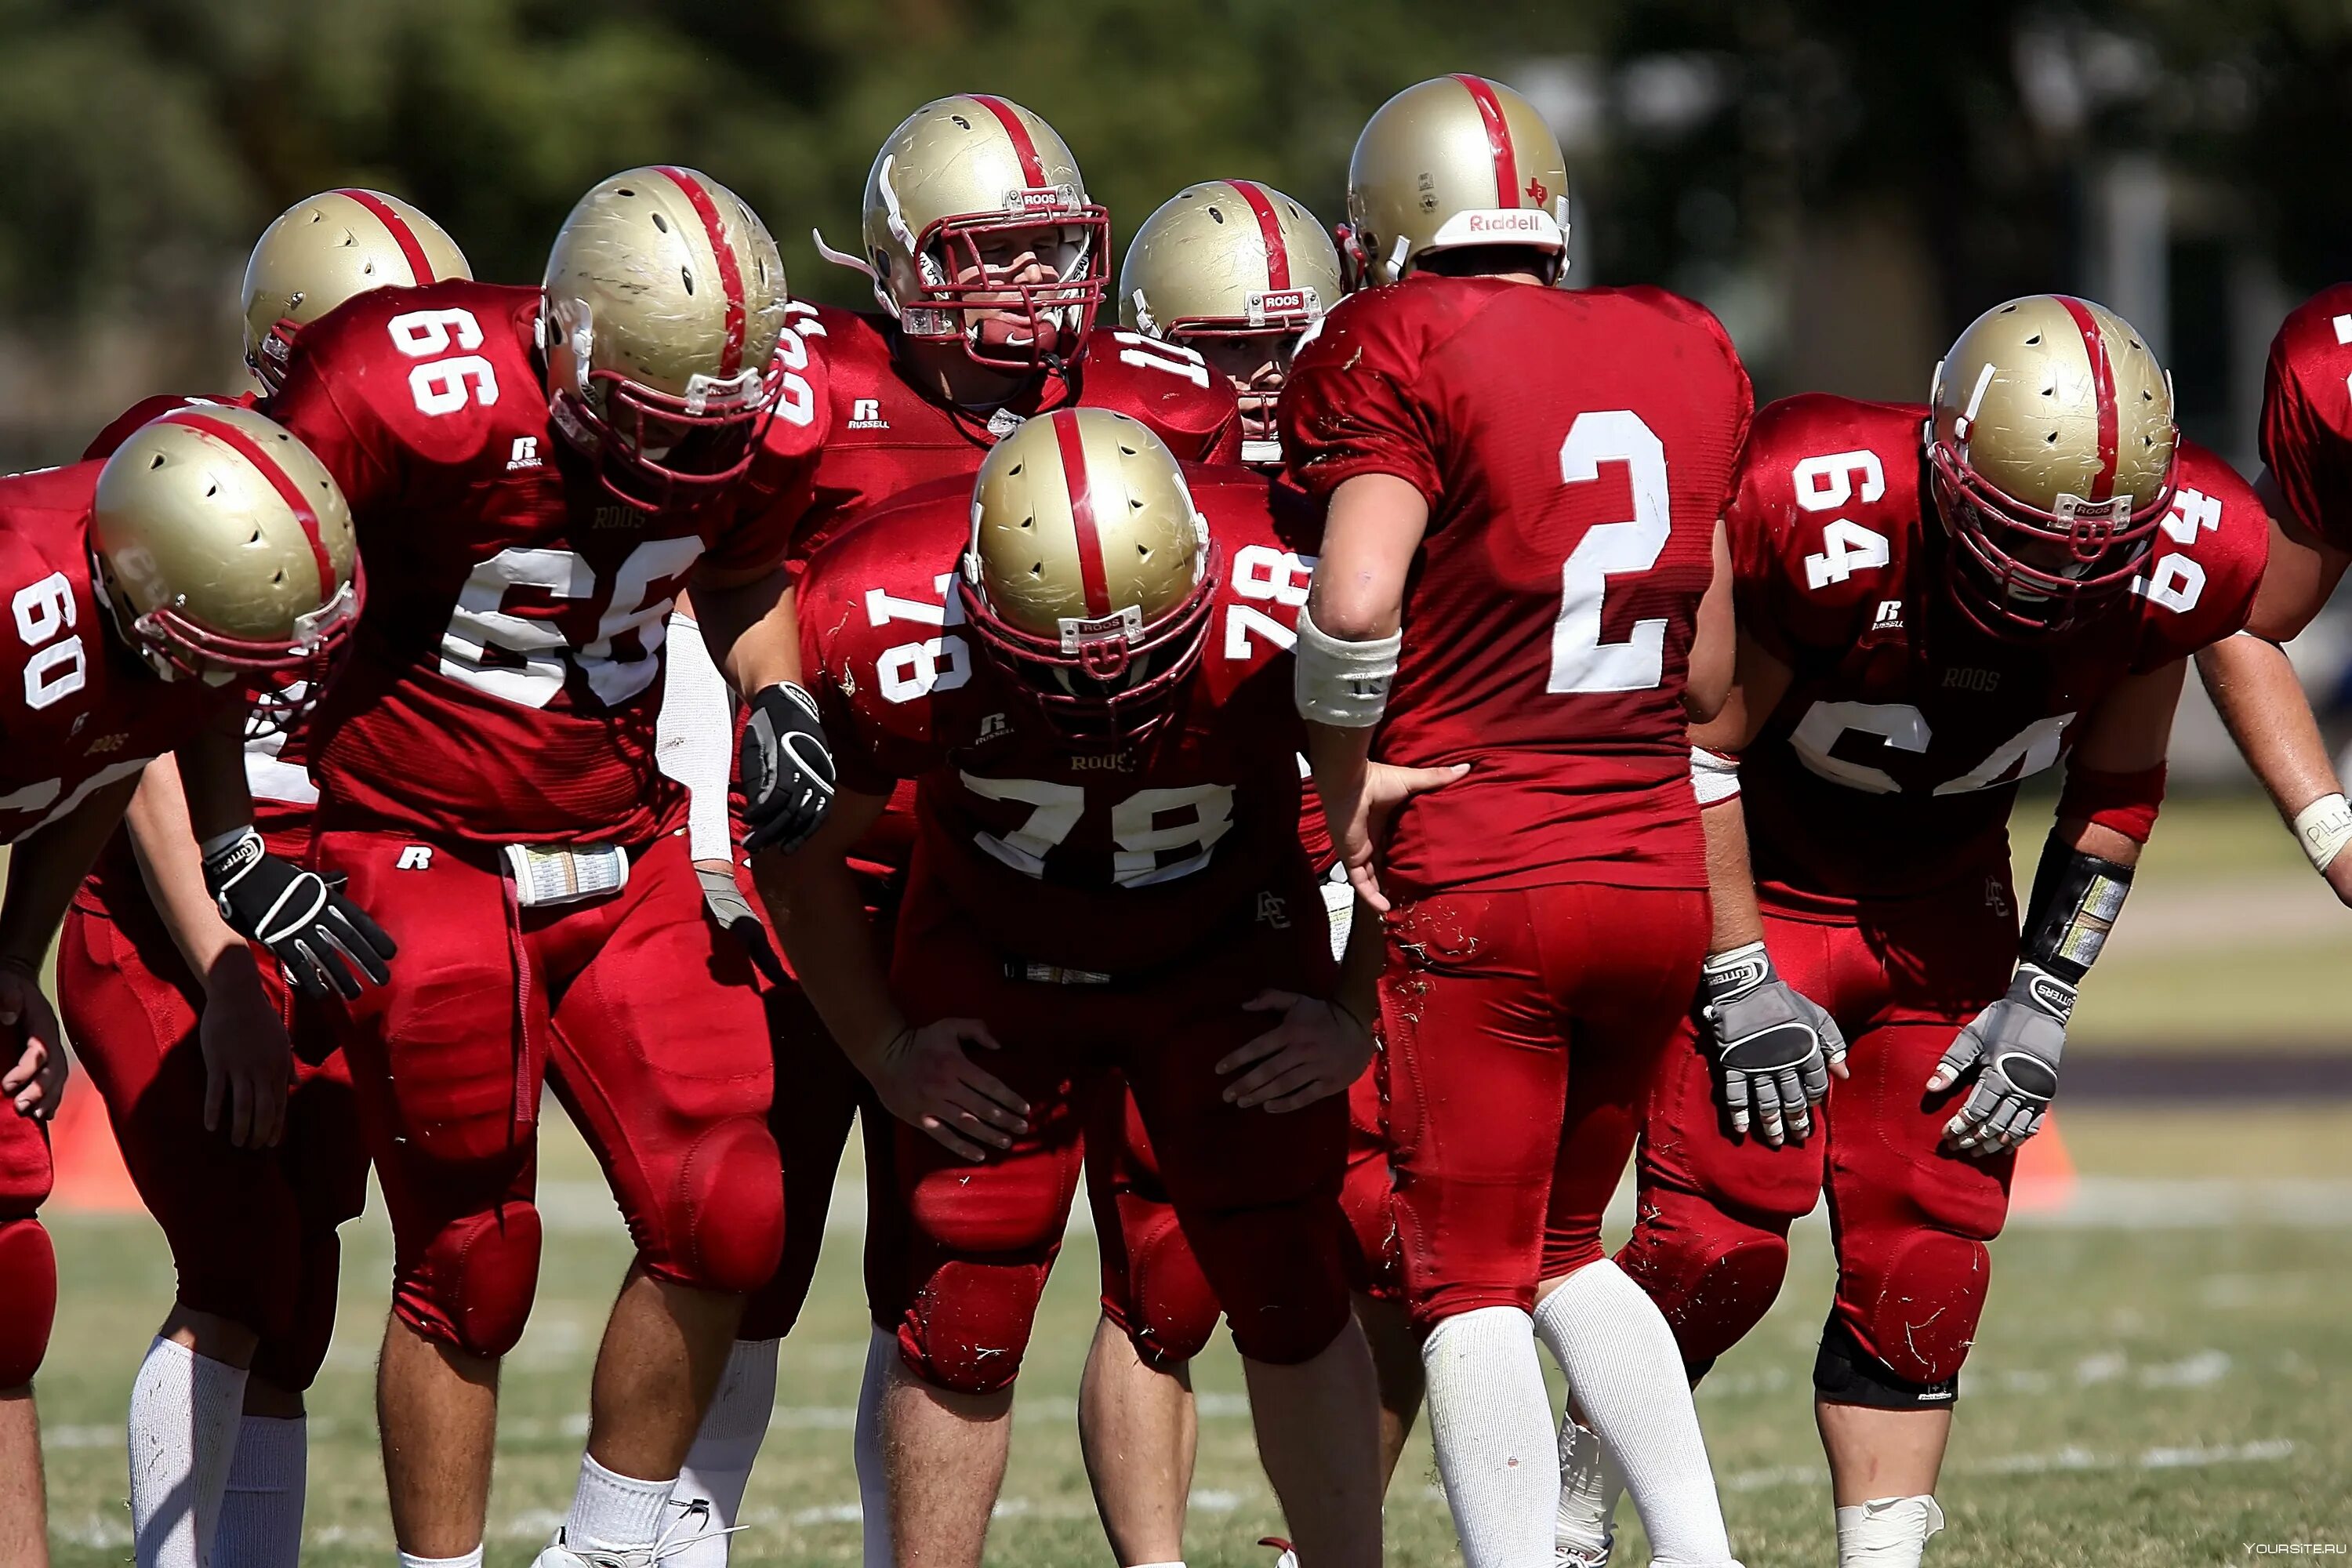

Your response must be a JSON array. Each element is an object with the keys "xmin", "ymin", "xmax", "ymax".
[{"xmin": 971, "ymin": 314, "xmax": 1063, "ymax": 361}]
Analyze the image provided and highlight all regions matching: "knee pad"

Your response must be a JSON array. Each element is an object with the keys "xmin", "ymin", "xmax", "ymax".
[
  {"xmin": 899, "ymin": 1255, "xmax": 1053, "ymax": 1395},
  {"xmin": 1814, "ymin": 1311, "xmax": 1960, "ymax": 1409},
  {"xmin": 1109, "ymin": 1205, "xmax": 1221, "ymax": 1369},
  {"xmin": 1616, "ymin": 1187, "xmax": 1791, "ymax": 1370},
  {"xmin": 1835, "ymin": 1226, "xmax": 1989, "ymax": 1388},
  {"xmin": 670, "ymin": 1117, "xmax": 786, "ymax": 1296},
  {"xmin": 0, "ymin": 1217, "xmax": 56, "ymax": 1387},
  {"xmin": 1187, "ymin": 1200, "xmax": 1350, "ymax": 1367},
  {"xmin": 401, "ymin": 1203, "xmax": 543, "ymax": 1358}
]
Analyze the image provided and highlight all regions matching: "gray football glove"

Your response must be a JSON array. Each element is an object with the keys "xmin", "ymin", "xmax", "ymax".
[
  {"xmin": 697, "ymin": 863, "xmax": 786, "ymax": 986},
  {"xmin": 1698, "ymin": 942, "xmax": 1845, "ymax": 1147},
  {"xmin": 1933, "ymin": 963, "xmax": 2070, "ymax": 1158}
]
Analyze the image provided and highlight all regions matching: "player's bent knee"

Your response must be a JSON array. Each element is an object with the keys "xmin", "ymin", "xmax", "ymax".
[
  {"xmin": 1813, "ymin": 1312, "xmax": 1960, "ymax": 1409},
  {"xmin": 0, "ymin": 1217, "xmax": 57, "ymax": 1388},
  {"xmin": 1617, "ymin": 1188, "xmax": 1791, "ymax": 1368},
  {"xmin": 1840, "ymin": 1227, "xmax": 1990, "ymax": 1388},
  {"xmin": 1192, "ymin": 1205, "xmax": 1350, "ymax": 1367},
  {"xmin": 669, "ymin": 1116, "xmax": 786, "ymax": 1295},
  {"xmin": 1115, "ymin": 1213, "xmax": 1221, "ymax": 1368},
  {"xmin": 402, "ymin": 1203, "xmax": 544, "ymax": 1359},
  {"xmin": 899, "ymin": 1257, "xmax": 1051, "ymax": 1395}
]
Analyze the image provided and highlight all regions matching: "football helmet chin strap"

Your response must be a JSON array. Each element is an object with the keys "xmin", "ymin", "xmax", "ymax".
[{"xmin": 1933, "ymin": 834, "xmax": 2133, "ymax": 1156}]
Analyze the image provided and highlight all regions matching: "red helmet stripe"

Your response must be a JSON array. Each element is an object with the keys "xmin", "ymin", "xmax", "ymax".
[
  {"xmin": 1454, "ymin": 74, "xmax": 1521, "ymax": 210},
  {"xmin": 336, "ymin": 189, "xmax": 437, "ymax": 285},
  {"xmin": 2056, "ymin": 295, "xmax": 2120, "ymax": 503},
  {"xmin": 1230, "ymin": 181, "xmax": 1293, "ymax": 292},
  {"xmin": 971, "ymin": 96, "xmax": 1048, "ymax": 188},
  {"xmin": 655, "ymin": 165, "xmax": 747, "ymax": 377},
  {"xmin": 1051, "ymin": 410, "xmax": 1112, "ymax": 618},
  {"xmin": 155, "ymin": 411, "xmax": 336, "ymax": 597}
]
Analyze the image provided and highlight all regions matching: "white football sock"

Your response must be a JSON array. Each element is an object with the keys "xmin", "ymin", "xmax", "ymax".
[
  {"xmin": 565, "ymin": 1452, "xmax": 675, "ymax": 1555},
  {"xmin": 856, "ymin": 1323, "xmax": 898, "ymax": 1568},
  {"xmin": 1421, "ymin": 1305, "xmax": 1559, "ymax": 1568},
  {"xmin": 128, "ymin": 1337, "xmax": 249, "ymax": 1568},
  {"xmin": 397, "ymin": 1551, "xmax": 484, "ymax": 1568},
  {"xmin": 1534, "ymin": 1263, "xmax": 1737, "ymax": 1568},
  {"xmin": 1835, "ymin": 1495, "xmax": 1944, "ymax": 1567},
  {"xmin": 1556, "ymin": 1412, "xmax": 1624, "ymax": 1564},
  {"xmin": 215, "ymin": 1414, "xmax": 306, "ymax": 1568},
  {"xmin": 669, "ymin": 1338, "xmax": 780, "ymax": 1566}
]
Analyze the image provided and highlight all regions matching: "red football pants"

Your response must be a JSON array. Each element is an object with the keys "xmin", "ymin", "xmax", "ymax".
[
  {"xmin": 887, "ymin": 873, "xmax": 1348, "ymax": 1395},
  {"xmin": 317, "ymin": 829, "xmax": 783, "ymax": 1357},
  {"xmin": 58, "ymin": 901, "xmax": 365, "ymax": 1391},
  {"xmin": 1617, "ymin": 884, "xmax": 2017, "ymax": 1388},
  {"xmin": 0, "ymin": 1073, "xmax": 53, "ymax": 1388},
  {"xmin": 1378, "ymin": 884, "xmax": 1709, "ymax": 1332}
]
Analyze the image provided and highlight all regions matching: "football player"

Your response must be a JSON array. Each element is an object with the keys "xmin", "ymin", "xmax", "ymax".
[
  {"xmin": 2197, "ymin": 288, "xmax": 2352, "ymax": 899},
  {"xmin": 0, "ymin": 408, "xmax": 370, "ymax": 1568},
  {"xmin": 266, "ymin": 166, "xmax": 826, "ymax": 1568},
  {"xmin": 58, "ymin": 187, "xmax": 466, "ymax": 1568},
  {"xmin": 1091, "ymin": 179, "xmax": 1421, "ymax": 1568},
  {"xmin": 761, "ymin": 409, "xmax": 1425, "ymax": 1568},
  {"xmin": 1606, "ymin": 298, "xmax": 2267, "ymax": 1568},
  {"xmin": 1281, "ymin": 74, "xmax": 1750, "ymax": 1568},
  {"xmin": 659, "ymin": 96, "xmax": 1240, "ymax": 1567}
]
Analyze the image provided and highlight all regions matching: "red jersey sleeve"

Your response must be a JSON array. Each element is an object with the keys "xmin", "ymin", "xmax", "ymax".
[
  {"xmin": 703, "ymin": 310, "xmax": 833, "ymax": 576},
  {"xmin": 268, "ymin": 312, "xmax": 406, "ymax": 517},
  {"xmin": 2129, "ymin": 442, "xmax": 2270, "ymax": 670},
  {"xmin": 2259, "ymin": 285, "xmax": 2352, "ymax": 553},
  {"xmin": 1278, "ymin": 287, "xmax": 1447, "ymax": 506}
]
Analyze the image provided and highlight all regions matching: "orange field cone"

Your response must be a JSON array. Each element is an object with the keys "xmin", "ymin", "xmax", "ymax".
[
  {"xmin": 49, "ymin": 1083, "xmax": 142, "ymax": 1213},
  {"xmin": 2009, "ymin": 1107, "xmax": 2078, "ymax": 1214}
]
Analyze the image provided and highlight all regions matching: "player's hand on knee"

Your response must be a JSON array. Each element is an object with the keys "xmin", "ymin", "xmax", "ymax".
[
  {"xmin": 1220, "ymin": 989, "xmax": 1374, "ymax": 1112},
  {"xmin": 1698, "ymin": 942, "xmax": 1844, "ymax": 1148},
  {"xmin": 1929, "ymin": 964, "xmax": 2069, "ymax": 1159},
  {"xmin": 197, "ymin": 957, "xmax": 292, "ymax": 1149},
  {"xmin": 873, "ymin": 1018, "xmax": 1029, "ymax": 1163},
  {"xmin": 739, "ymin": 681, "xmax": 837, "ymax": 854},
  {"xmin": 696, "ymin": 861, "xmax": 786, "ymax": 985},
  {"xmin": 0, "ymin": 960, "xmax": 67, "ymax": 1121},
  {"xmin": 202, "ymin": 828, "xmax": 397, "ymax": 1000}
]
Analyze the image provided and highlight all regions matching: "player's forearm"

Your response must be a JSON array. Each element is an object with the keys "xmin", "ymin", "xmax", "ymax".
[
  {"xmin": 1700, "ymin": 796, "xmax": 1766, "ymax": 954},
  {"xmin": 2197, "ymin": 633, "xmax": 2347, "ymax": 821},
  {"xmin": 1303, "ymin": 721, "xmax": 1373, "ymax": 826},
  {"xmin": 174, "ymin": 712, "xmax": 258, "ymax": 846},
  {"xmin": 0, "ymin": 776, "xmax": 141, "ymax": 971},
  {"xmin": 1334, "ymin": 888, "xmax": 1383, "ymax": 1025},
  {"xmin": 687, "ymin": 569, "xmax": 804, "ymax": 697},
  {"xmin": 123, "ymin": 756, "xmax": 254, "ymax": 987}
]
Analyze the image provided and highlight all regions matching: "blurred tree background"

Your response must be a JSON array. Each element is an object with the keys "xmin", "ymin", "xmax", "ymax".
[{"xmin": 3, "ymin": 0, "xmax": 2350, "ymax": 472}]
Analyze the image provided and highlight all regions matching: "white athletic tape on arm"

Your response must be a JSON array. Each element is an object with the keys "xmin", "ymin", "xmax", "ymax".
[
  {"xmin": 655, "ymin": 612, "xmax": 738, "ymax": 865},
  {"xmin": 1294, "ymin": 603, "xmax": 1400, "ymax": 728},
  {"xmin": 2293, "ymin": 792, "xmax": 2352, "ymax": 873},
  {"xmin": 1691, "ymin": 746, "xmax": 1742, "ymax": 804}
]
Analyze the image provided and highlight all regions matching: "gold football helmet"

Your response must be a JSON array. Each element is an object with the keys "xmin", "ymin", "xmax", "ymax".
[
  {"xmin": 242, "ymin": 189, "xmax": 471, "ymax": 391},
  {"xmin": 1927, "ymin": 294, "xmax": 2178, "ymax": 636},
  {"xmin": 1344, "ymin": 74, "xmax": 1570, "ymax": 287},
  {"xmin": 543, "ymin": 165, "xmax": 792, "ymax": 509},
  {"xmin": 90, "ymin": 405, "xmax": 360, "ymax": 731},
  {"xmin": 849, "ymin": 95, "xmax": 1109, "ymax": 371},
  {"xmin": 960, "ymin": 408, "xmax": 1215, "ymax": 744},
  {"xmin": 1118, "ymin": 180, "xmax": 1344, "ymax": 463}
]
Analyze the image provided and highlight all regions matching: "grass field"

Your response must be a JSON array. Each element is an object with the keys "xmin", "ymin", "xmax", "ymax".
[{"xmin": 31, "ymin": 794, "xmax": 2352, "ymax": 1564}]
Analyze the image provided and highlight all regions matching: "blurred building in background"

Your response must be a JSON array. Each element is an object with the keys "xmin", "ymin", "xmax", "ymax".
[{"xmin": 4, "ymin": 0, "xmax": 2347, "ymax": 780}]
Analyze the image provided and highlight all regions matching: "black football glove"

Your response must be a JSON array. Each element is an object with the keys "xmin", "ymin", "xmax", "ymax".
[
  {"xmin": 740, "ymin": 681, "xmax": 836, "ymax": 853},
  {"xmin": 202, "ymin": 828, "xmax": 397, "ymax": 1000},
  {"xmin": 1698, "ymin": 941, "xmax": 1846, "ymax": 1146}
]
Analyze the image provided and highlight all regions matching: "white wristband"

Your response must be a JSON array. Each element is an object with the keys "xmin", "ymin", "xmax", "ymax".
[
  {"xmin": 1691, "ymin": 746, "xmax": 1741, "ymax": 804},
  {"xmin": 2292, "ymin": 792, "xmax": 2352, "ymax": 873},
  {"xmin": 1294, "ymin": 602, "xmax": 1401, "ymax": 728}
]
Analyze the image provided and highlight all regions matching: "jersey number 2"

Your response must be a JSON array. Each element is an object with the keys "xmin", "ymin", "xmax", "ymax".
[{"xmin": 1549, "ymin": 410, "xmax": 1672, "ymax": 695}]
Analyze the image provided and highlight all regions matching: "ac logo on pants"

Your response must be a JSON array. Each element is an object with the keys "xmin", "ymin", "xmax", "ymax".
[{"xmin": 397, "ymin": 845, "xmax": 435, "ymax": 871}]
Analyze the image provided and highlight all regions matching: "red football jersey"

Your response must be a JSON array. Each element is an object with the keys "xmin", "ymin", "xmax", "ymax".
[
  {"xmin": 0, "ymin": 463, "xmax": 228, "ymax": 844},
  {"xmin": 1281, "ymin": 276, "xmax": 1755, "ymax": 898},
  {"xmin": 1730, "ymin": 394, "xmax": 2268, "ymax": 904},
  {"xmin": 269, "ymin": 279, "xmax": 826, "ymax": 845},
  {"xmin": 801, "ymin": 464, "xmax": 1319, "ymax": 972},
  {"xmin": 2259, "ymin": 283, "xmax": 2352, "ymax": 553}
]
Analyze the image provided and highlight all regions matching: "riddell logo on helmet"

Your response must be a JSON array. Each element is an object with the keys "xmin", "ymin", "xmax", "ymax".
[{"xmin": 1464, "ymin": 212, "xmax": 1544, "ymax": 234}]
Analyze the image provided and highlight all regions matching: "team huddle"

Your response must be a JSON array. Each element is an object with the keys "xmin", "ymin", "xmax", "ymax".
[{"xmin": 2, "ymin": 69, "xmax": 2349, "ymax": 1568}]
